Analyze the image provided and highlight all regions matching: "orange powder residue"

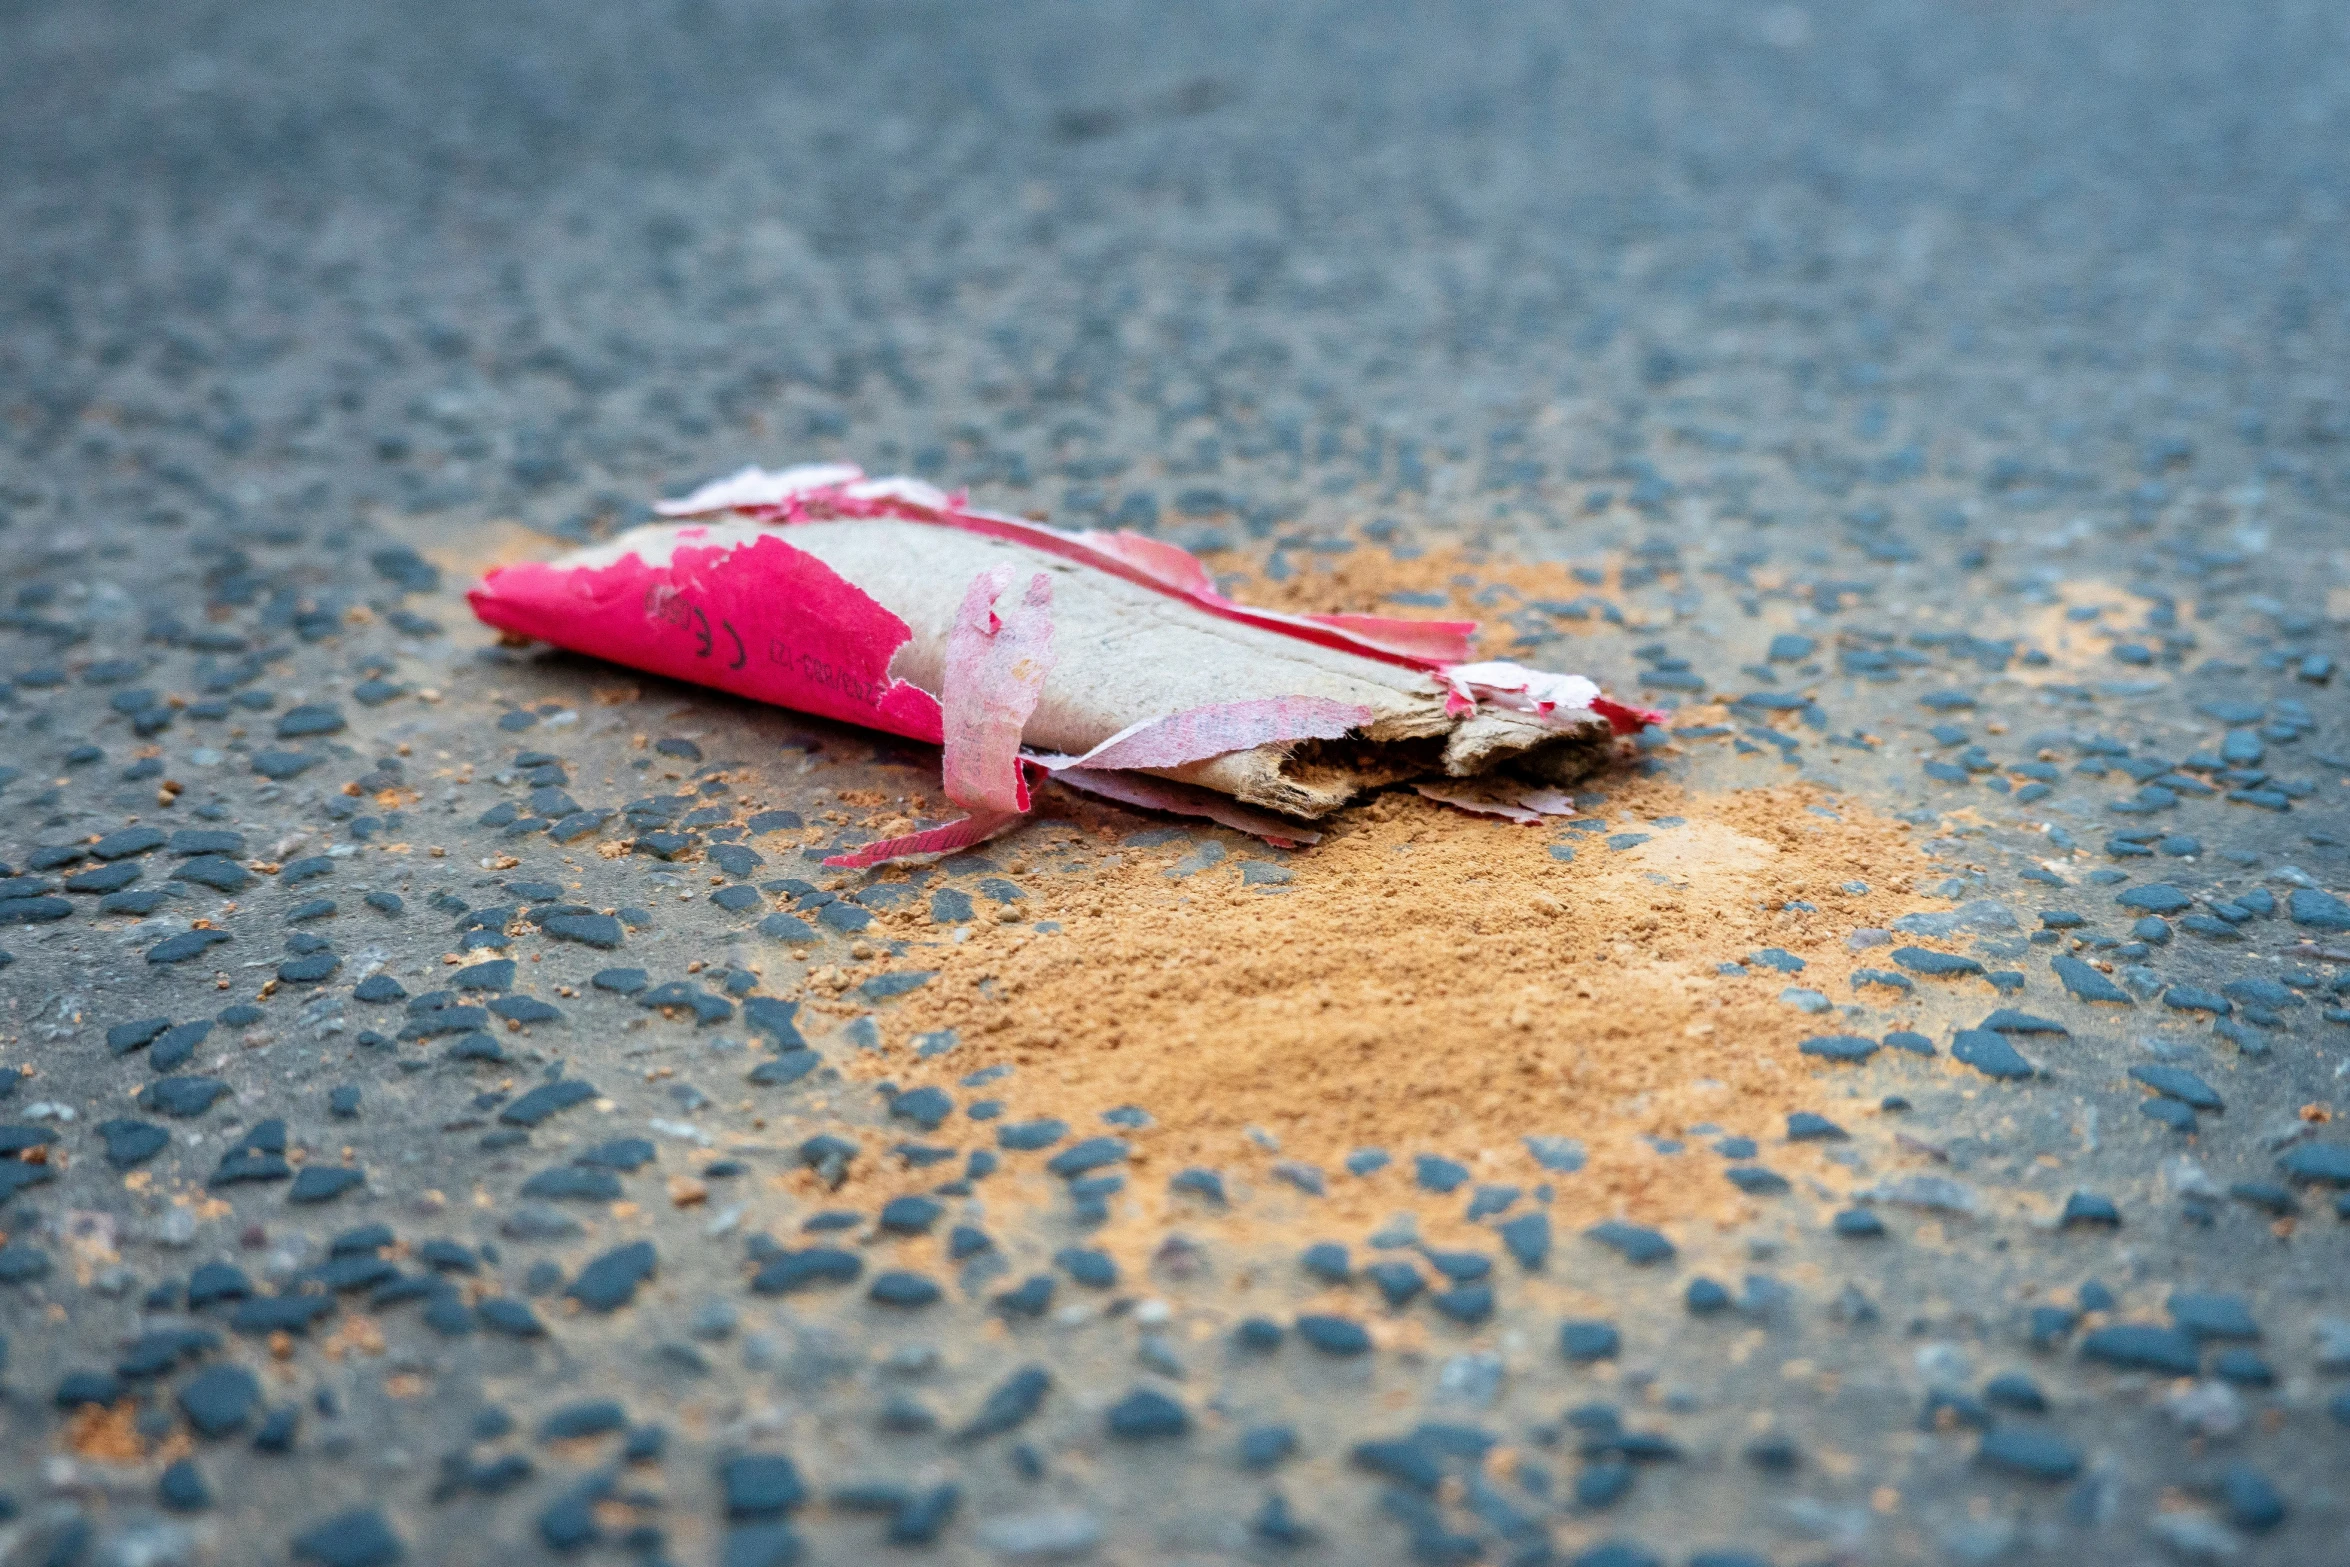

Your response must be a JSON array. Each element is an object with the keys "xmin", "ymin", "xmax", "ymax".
[
  {"xmin": 322, "ymin": 1312, "xmax": 388, "ymax": 1360},
  {"xmin": 805, "ymin": 779, "xmax": 1947, "ymax": 1237},
  {"xmin": 2003, "ymin": 576, "xmax": 2158, "ymax": 686},
  {"xmin": 63, "ymin": 1399, "xmax": 146, "ymax": 1463},
  {"xmin": 1211, "ymin": 543, "xmax": 1638, "ymax": 657}
]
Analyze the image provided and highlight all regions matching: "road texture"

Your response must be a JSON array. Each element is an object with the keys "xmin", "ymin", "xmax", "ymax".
[{"xmin": 2, "ymin": 1, "xmax": 2349, "ymax": 1563}]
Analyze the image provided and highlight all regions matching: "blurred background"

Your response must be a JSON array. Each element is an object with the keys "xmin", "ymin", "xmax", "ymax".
[
  {"xmin": 3, "ymin": 4, "xmax": 2348, "ymax": 1564},
  {"xmin": 5, "ymin": 0, "xmax": 2343, "ymax": 564}
]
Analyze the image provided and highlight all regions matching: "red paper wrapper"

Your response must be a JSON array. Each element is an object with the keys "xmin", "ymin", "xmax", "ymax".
[{"xmin": 470, "ymin": 464, "xmax": 1661, "ymax": 864}]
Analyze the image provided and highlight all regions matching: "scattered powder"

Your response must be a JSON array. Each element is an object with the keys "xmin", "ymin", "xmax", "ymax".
[
  {"xmin": 404, "ymin": 516, "xmax": 564, "ymax": 585},
  {"xmin": 2006, "ymin": 576, "xmax": 2157, "ymax": 684},
  {"xmin": 63, "ymin": 1399, "xmax": 146, "ymax": 1463},
  {"xmin": 708, "ymin": 543, "xmax": 2040, "ymax": 1284},
  {"xmin": 1214, "ymin": 543, "xmax": 1636, "ymax": 656},
  {"xmin": 322, "ymin": 1312, "xmax": 388, "ymax": 1361},
  {"xmin": 810, "ymin": 778, "xmax": 1948, "ymax": 1239}
]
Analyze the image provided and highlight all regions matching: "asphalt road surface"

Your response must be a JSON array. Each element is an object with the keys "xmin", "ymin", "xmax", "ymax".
[{"xmin": 2, "ymin": 2, "xmax": 2348, "ymax": 1564}]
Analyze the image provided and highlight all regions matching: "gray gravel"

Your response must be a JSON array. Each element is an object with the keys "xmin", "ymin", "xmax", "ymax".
[{"xmin": 3, "ymin": 2, "xmax": 2349, "ymax": 1563}]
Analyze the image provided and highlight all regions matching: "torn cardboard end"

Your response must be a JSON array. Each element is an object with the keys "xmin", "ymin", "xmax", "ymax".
[{"xmin": 467, "ymin": 463, "xmax": 1659, "ymax": 861}]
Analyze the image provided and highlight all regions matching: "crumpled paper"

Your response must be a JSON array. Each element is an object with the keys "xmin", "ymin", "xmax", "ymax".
[{"xmin": 470, "ymin": 463, "xmax": 1660, "ymax": 865}]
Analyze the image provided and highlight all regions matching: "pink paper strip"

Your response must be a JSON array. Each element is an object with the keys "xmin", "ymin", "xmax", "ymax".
[
  {"xmin": 1071, "ymin": 529, "xmax": 1220, "ymax": 598},
  {"xmin": 821, "ymin": 568, "xmax": 1058, "ymax": 871},
  {"xmin": 822, "ymin": 809, "xmax": 1026, "ymax": 870},
  {"xmin": 1412, "ymin": 782, "xmax": 1545, "ymax": 823},
  {"xmin": 1050, "ymin": 767, "xmax": 1321, "ymax": 848},
  {"xmin": 1065, "ymin": 696, "xmax": 1373, "ymax": 773},
  {"xmin": 1300, "ymin": 612, "xmax": 1483, "ymax": 664},
  {"xmin": 1515, "ymin": 788, "xmax": 1581, "ymax": 816},
  {"xmin": 941, "ymin": 568, "xmax": 1056, "ymax": 815}
]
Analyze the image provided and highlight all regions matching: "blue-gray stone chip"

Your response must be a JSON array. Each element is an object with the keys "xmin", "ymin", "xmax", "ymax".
[
  {"xmin": 149, "ymin": 929, "xmax": 232, "ymax": 965},
  {"xmin": 1104, "ymin": 1388, "xmax": 1189, "ymax": 1439},
  {"xmin": 542, "ymin": 912, "xmax": 623, "ymax": 949},
  {"xmin": 499, "ymin": 1079, "xmax": 597, "ymax": 1126},
  {"xmin": 566, "ymin": 1241, "xmax": 655, "ymax": 1310},
  {"xmin": 290, "ymin": 1509, "xmax": 404, "ymax": 1567},
  {"xmin": 1976, "ymin": 1427, "xmax": 2081, "ymax": 1481},
  {"xmin": 2052, "ymin": 955, "xmax": 2132, "ymax": 1003},
  {"xmin": 178, "ymin": 1364, "xmax": 261, "ymax": 1436},
  {"xmin": 1951, "ymin": 1031, "xmax": 2034, "ymax": 1080},
  {"xmin": 1045, "ymin": 1137, "xmax": 1128, "ymax": 1178},
  {"xmin": 1584, "ymin": 1221, "xmax": 1674, "ymax": 1265},
  {"xmin": 1891, "ymin": 947, "xmax": 1984, "ymax": 977}
]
